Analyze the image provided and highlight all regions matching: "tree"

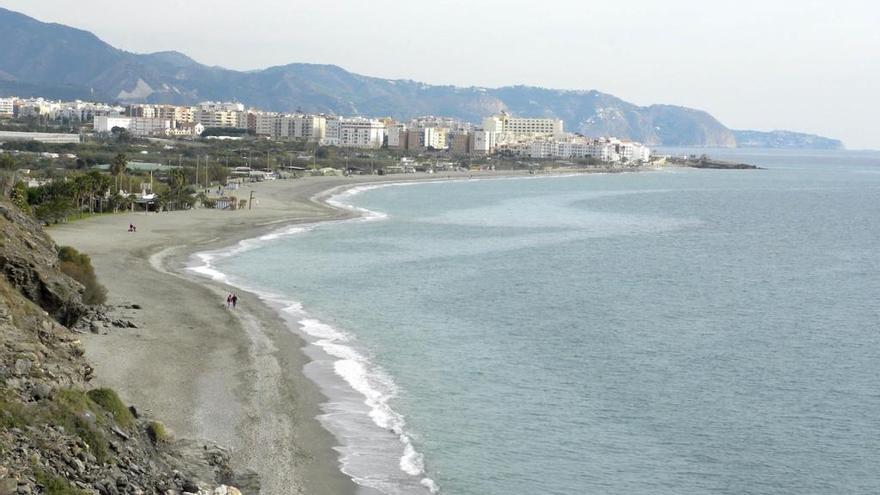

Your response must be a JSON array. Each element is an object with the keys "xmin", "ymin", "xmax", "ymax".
[
  {"xmin": 111, "ymin": 126, "xmax": 132, "ymax": 143},
  {"xmin": 109, "ymin": 153, "xmax": 127, "ymax": 193},
  {"xmin": 10, "ymin": 182, "xmax": 29, "ymax": 212}
]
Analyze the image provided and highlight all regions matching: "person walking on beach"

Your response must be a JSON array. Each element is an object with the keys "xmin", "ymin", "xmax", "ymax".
[
  {"xmin": 231, "ymin": 294, "xmax": 238, "ymax": 309},
  {"xmin": 226, "ymin": 294, "xmax": 232, "ymax": 309}
]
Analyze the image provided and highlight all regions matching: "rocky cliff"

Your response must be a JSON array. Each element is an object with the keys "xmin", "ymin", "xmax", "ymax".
[{"xmin": 0, "ymin": 199, "xmax": 256, "ymax": 494}]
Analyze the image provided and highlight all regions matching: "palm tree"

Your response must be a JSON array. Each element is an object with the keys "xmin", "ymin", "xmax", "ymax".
[{"xmin": 110, "ymin": 153, "xmax": 127, "ymax": 194}]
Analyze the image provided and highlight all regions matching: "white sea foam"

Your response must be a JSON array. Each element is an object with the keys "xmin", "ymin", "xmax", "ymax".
[{"xmin": 186, "ymin": 186, "xmax": 440, "ymax": 494}]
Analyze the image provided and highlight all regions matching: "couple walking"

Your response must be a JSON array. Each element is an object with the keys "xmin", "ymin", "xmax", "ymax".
[{"xmin": 226, "ymin": 293, "xmax": 238, "ymax": 309}]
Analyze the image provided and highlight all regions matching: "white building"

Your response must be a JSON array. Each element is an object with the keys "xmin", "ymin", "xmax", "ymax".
[
  {"xmin": 94, "ymin": 116, "xmax": 134, "ymax": 133},
  {"xmin": 195, "ymin": 109, "xmax": 245, "ymax": 129},
  {"xmin": 322, "ymin": 118, "xmax": 387, "ymax": 148},
  {"xmin": 422, "ymin": 127, "xmax": 448, "ymax": 150},
  {"xmin": 483, "ymin": 112, "xmax": 564, "ymax": 142},
  {"xmin": 252, "ymin": 113, "xmax": 326, "ymax": 141},
  {"xmin": 526, "ymin": 137, "xmax": 650, "ymax": 163},
  {"xmin": 386, "ymin": 123, "xmax": 406, "ymax": 148},
  {"xmin": 0, "ymin": 98, "xmax": 14, "ymax": 117},
  {"xmin": 93, "ymin": 115, "xmax": 171, "ymax": 136},
  {"xmin": 471, "ymin": 130, "xmax": 497, "ymax": 154}
]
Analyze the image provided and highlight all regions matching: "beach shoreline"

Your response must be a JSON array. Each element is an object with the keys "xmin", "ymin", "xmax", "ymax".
[
  {"xmin": 45, "ymin": 170, "xmax": 530, "ymax": 494},
  {"xmin": 46, "ymin": 167, "xmax": 633, "ymax": 493}
]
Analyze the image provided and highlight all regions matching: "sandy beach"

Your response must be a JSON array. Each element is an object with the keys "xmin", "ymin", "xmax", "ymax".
[{"xmin": 47, "ymin": 171, "xmax": 523, "ymax": 494}]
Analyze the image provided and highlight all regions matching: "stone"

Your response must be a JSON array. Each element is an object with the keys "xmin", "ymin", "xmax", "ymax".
[
  {"xmin": 13, "ymin": 358, "xmax": 31, "ymax": 376},
  {"xmin": 182, "ymin": 479, "xmax": 199, "ymax": 493},
  {"xmin": 29, "ymin": 382, "xmax": 51, "ymax": 401},
  {"xmin": 0, "ymin": 479, "xmax": 17, "ymax": 495}
]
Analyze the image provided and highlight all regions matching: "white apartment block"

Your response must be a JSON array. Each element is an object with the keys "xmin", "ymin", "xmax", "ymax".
[
  {"xmin": 386, "ymin": 123, "xmax": 406, "ymax": 148},
  {"xmin": 195, "ymin": 109, "xmax": 245, "ymax": 129},
  {"xmin": 17, "ymin": 98, "xmax": 62, "ymax": 118},
  {"xmin": 423, "ymin": 127, "xmax": 448, "ymax": 150},
  {"xmin": 322, "ymin": 118, "xmax": 387, "ymax": 148},
  {"xmin": 129, "ymin": 117, "xmax": 171, "ymax": 137},
  {"xmin": 129, "ymin": 104, "xmax": 195, "ymax": 125},
  {"xmin": 94, "ymin": 116, "xmax": 171, "ymax": 136},
  {"xmin": 295, "ymin": 115, "xmax": 326, "ymax": 141},
  {"xmin": 0, "ymin": 98, "xmax": 16, "ymax": 116},
  {"xmin": 483, "ymin": 112, "xmax": 564, "ymax": 140},
  {"xmin": 253, "ymin": 113, "xmax": 326, "ymax": 141},
  {"xmin": 527, "ymin": 137, "xmax": 650, "ymax": 163},
  {"xmin": 471, "ymin": 130, "xmax": 497, "ymax": 154},
  {"xmin": 94, "ymin": 116, "xmax": 134, "ymax": 133}
]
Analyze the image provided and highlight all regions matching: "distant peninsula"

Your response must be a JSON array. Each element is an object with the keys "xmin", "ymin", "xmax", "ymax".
[{"xmin": 732, "ymin": 130, "xmax": 844, "ymax": 150}]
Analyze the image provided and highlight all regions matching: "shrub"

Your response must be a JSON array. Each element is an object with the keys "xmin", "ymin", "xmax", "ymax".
[
  {"xmin": 57, "ymin": 246, "xmax": 107, "ymax": 305},
  {"xmin": 87, "ymin": 388, "xmax": 134, "ymax": 429},
  {"xmin": 147, "ymin": 421, "xmax": 170, "ymax": 443}
]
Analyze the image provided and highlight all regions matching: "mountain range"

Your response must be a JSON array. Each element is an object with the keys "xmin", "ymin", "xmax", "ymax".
[{"xmin": 0, "ymin": 7, "xmax": 843, "ymax": 149}]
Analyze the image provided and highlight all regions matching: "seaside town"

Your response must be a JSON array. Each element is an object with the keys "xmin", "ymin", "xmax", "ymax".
[
  {"xmin": 0, "ymin": 96, "xmax": 652, "ymax": 160},
  {"xmin": 0, "ymin": 94, "xmax": 660, "ymax": 219}
]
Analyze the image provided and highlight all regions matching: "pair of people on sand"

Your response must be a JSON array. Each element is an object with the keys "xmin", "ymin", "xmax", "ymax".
[
  {"xmin": 226, "ymin": 293, "xmax": 238, "ymax": 309},
  {"xmin": 128, "ymin": 223, "xmax": 137, "ymax": 232}
]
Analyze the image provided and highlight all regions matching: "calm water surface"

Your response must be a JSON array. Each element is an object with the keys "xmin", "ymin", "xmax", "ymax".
[{"xmin": 209, "ymin": 149, "xmax": 880, "ymax": 494}]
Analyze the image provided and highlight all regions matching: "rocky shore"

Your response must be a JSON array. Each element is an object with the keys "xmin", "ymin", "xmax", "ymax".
[
  {"xmin": 669, "ymin": 155, "xmax": 762, "ymax": 169},
  {"xmin": 0, "ymin": 199, "xmax": 256, "ymax": 494}
]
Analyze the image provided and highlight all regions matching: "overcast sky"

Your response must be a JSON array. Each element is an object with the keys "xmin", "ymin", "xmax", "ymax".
[{"xmin": 3, "ymin": 0, "xmax": 878, "ymax": 148}]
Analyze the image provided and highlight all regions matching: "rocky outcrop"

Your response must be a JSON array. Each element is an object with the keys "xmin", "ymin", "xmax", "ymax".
[
  {"xmin": 0, "ymin": 199, "xmax": 256, "ymax": 494},
  {"xmin": 0, "ymin": 201, "xmax": 86, "ymax": 326}
]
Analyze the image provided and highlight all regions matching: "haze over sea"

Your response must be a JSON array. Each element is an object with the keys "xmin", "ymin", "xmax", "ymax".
[{"xmin": 205, "ymin": 149, "xmax": 880, "ymax": 494}]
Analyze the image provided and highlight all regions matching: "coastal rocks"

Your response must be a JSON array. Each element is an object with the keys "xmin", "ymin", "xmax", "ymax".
[
  {"xmin": 71, "ymin": 304, "xmax": 140, "ymax": 334},
  {"xmin": 0, "ymin": 200, "xmax": 254, "ymax": 495},
  {"xmin": 0, "ymin": 201, "xmax": 86, "ymax": 326}
]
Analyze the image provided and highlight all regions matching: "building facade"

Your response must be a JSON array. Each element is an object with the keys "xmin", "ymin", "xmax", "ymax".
[{"xmin": 323, "ymin": 118, "xmax": 387, "ymax": 148}]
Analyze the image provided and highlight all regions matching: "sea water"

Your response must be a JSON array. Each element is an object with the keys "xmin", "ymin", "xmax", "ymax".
[{"xmin": 196, "ymin": 149, "xmax": 880, "ymax": 494}]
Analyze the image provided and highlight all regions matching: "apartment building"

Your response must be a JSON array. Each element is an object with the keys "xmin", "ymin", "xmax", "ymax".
[
  {"xmin": 94, "ymin": 116, "xmax": 134, "ymax": 133},
  {"xmin": 323, "ymin": 117, "xmax": 387, "ymax": 148},
  {"xmin": 253, "ymin": 113, "xmax": 326, "ymax": 140},
  {"xmin": 94, "ymin": 116, "xmax": 171, "ymax": 136},
  {"xmin": 527, "ymin": 137, "xmax": 650, "ymax": 162},
  {"xmin": 483, "ymin": 112, "xmax": 564, "ymax": 140},
  {"xmin": 0, "ymin": 98, "xmax": 16, "ymax": 117},
  {"xmin": 195, "ymin": 109, "xmax": 244, "ymax": 129},
  {"xmin": 471, "ymin": 130, "xmax": 497, "ymax": 154},
  {"xmin": 450, "ymin": 132, "xmax": 471, "ymax": 155}
]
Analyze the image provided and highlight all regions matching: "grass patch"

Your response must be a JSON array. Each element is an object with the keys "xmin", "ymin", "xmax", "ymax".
[
  {"xmin": 87, "ymin": 388, "xmax": 134, "ymax": 429},
  {"xmin": 0, "ymin": 394, "xmax": 32, "ymax": 428},
  {"xmin": 34, "ymin": 469, "xmax": 89, "ymax": 495},
  {"xmin": 0, "ymin": 388, "xmax": 114, "ymax": 465},
  {"xmin": 46, "ymin": 389, "xmax": 109, "ymax": 463},
  {"xmin": 147, "ymin": 421, "xmax": 170, "ymax": 443}
]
